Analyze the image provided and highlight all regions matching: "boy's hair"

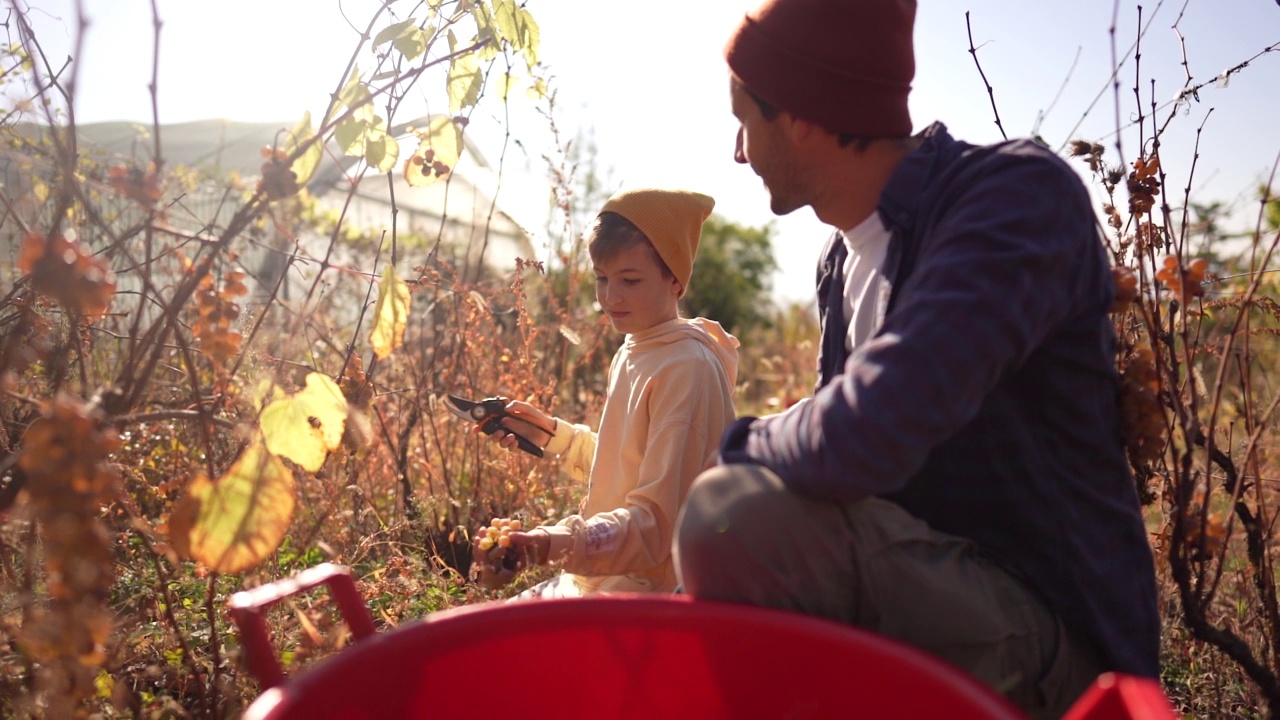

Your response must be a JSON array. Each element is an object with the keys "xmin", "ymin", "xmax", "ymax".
[{"xmin": 587, "ymin": 212, "xmax": 675, "ymax": 280}]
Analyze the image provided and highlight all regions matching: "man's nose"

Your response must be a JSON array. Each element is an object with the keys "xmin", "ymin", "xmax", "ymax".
[{"xmin": 734, "ymin": 127, "xmax": 747, "ymax": 164}]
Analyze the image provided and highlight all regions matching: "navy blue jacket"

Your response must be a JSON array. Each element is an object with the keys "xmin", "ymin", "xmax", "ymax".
[{"xmin": 720, "ymin": 123, "xmax": 1160, "ymax": 677}]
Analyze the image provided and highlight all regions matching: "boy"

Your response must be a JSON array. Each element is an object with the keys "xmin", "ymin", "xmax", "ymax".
[{"xmin": 474, "ymin": 187, "xmax": 738, "ymax": 598}]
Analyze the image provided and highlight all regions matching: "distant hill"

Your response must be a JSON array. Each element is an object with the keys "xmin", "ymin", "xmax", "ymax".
[
  {"xmin": 70, "ymin": 119, "xmax": 299, "ymax": 177},
  {"xmin": 1, "ymin": 118, "xmax": 540, "ymax": 282}
]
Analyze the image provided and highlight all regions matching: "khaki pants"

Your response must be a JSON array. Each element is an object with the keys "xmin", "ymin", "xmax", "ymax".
[{"xmin": 673, "ymin": 464, "xmax": 1104, "ymax": 719}]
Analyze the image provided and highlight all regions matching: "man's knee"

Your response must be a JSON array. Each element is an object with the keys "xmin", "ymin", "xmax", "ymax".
[{"xmin": 677, "ymin": 465, "xmax": 777, "ymax": 552}]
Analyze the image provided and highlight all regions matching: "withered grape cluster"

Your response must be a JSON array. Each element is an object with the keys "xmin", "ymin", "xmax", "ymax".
[
  {"xmin": 193, "ymin": 269, "xmax": 248, "ymax": 365},
  {"xmin": 1110, "ymin": 266, "xmax": 1138, "ymax": 314},
  {"xmin": 17, "ymin": 232, "xmax": 117, "ymax": 318},
  {"xmin": 1119, "ymin": 346, "xmax": 1166, "ymax": 467},
  {"xmin": 1127, "ymin": 155, "xmax": 1161, "ymax": 217},
  {"xmin": 1155, "ymin": 255, "xmax": 1209, "ymax": 304},
  {"xmin": 257, "ymin": 146, "xmax": 301, "ymax": 200}
]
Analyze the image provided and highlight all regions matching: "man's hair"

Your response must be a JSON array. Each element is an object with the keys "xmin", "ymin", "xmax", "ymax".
[
  {"xmin": 743, "ymin": 85, "xmax": 875, "ymax": 152},
  {"xmin": 587, "ymin": 212, "xmax": 675, "ymax": 280}
]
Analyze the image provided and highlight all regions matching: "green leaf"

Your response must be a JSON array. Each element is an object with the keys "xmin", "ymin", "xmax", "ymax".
[
  {"xmin": 525, "ymin": 76, "xmax": 548, "ymax": 101},
  {"xmin": 493, "ymin": 0, "xmax": 519, "ymax": 44},
  {"xmin": 373, "ymin": 18, "xmax": 416, "ymax": 47},
  {"xmin": 371, "ymin": 263, "xmax": 411, "ymax": 359},
  {"xmin": 518, "ymin": 8, "xmax": 540, "ymax": 67},
  {"xmin": 447, "ymin": 50, "xmax": 482, "ymax": 114},
  {"xmin": 169, "ymin": 441, "xmax": 296, "ymax": 574},
  {"xmin": 393, "ymin": 27, "xmax": 429, "ymax": 60},
  {"xmin": 284, "ymin": 112, "xmax": 322, "ymax": 187},
  {"xmin": 366, "ymin": 133, "xmax": 400, "ymax": 174},
  {"xmin": 260, "ymin": 372, "xmax": 350, "ymax": 472},
  {"xmin": 335, "ymin": 116, "xmax": 369, "ymax": 157},
  {"xmin": 331, "ymin": 68, "xmax": 370, "ymax": 122}
]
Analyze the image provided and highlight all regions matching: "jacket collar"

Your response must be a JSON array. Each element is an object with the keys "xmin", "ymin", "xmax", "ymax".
[{"xmin": 877, "ymin": 121, "xmax": 952, "ymax": 235}]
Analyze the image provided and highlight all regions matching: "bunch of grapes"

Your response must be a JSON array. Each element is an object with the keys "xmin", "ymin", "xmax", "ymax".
[
  {"xmin": 17, "ymin": 232, "xmax": 117, "ymax": 318},
  {"xmin": 1155, "ymin": 255, "xmax": 1209, "ymax": 304},
  {"xmin": 1110, "ymin": 266, "xmax": 1138, "ymax": 314},
  {"xmin": 1119, "ymin": 345, "xmax": 1166, "ymax": 467},
  {"xmin": 107, "ymin": 162, "xmax": 163, "ymax": 205},
  {"xmin": 1127, "ymin": 154, "xmax": 1161, "ymax": 217},
  {"xmin": 476, "ymin": 517, "xmax": 523, "ymax": 573},
  {"xmin": 193, "ymin": 269, "xmax": 248, "ymax": 365},
  {"xmin": 257, "ymin": 145, "xmax": 301, "ymax": 200},
  {"xmin": 478, "ymin": 517, "xmax": 523, "ymax": 552}
]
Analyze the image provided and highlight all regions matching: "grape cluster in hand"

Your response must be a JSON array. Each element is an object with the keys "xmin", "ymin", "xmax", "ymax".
[
  {"xmin": 479, "ymin": 517, "xmax": 522, "ymax": 551},
  {"xmin": 476, "ymin": 517, "xmax": 523, "ymax": 576}
]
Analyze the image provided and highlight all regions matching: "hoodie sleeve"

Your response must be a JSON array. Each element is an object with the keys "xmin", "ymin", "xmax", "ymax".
[
  {"xmin": 543, "ymin": 417, "xmax": 596, "ymax": 483},
  {"xmin": 541, "ymin": 349, "xmax": 734, "ymax": 574}
]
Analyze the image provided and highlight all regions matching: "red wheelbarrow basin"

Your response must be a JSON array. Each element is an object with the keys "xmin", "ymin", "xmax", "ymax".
[{"xmin": 242, "ymin": 593, "xmax": 1025, "ymax": 720}]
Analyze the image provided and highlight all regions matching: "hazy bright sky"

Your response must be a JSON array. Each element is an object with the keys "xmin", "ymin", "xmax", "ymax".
[{"xmin": 15, "ymin": 0, "xmax": 1280, "ymax": 303}]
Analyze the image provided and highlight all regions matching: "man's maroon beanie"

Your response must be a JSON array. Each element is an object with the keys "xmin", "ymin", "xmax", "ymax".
[{"xmin": 724, "ymin": 0, "xmax": 916, "ymax": 138}]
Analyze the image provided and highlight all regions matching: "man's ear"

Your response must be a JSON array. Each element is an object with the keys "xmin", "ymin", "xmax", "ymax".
[{"xmin": 787, "ymin": 114, "xmax": 824, "ymax": 146}]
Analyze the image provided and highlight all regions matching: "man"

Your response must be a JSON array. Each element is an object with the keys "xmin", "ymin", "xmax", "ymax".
[{"xmin": 672, "ymin": 1, "xmax": 1159, "ymax": 717}]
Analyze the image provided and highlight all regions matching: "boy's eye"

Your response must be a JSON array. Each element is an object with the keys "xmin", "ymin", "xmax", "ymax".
[{"xmin": 623, "ymin": 279, "xmax": 641, "ymax": 286}]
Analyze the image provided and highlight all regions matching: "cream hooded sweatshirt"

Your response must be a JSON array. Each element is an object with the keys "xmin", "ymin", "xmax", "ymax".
[{"xmin": 539, "ymin": 316, "xmax": 738, "ymax": 594}]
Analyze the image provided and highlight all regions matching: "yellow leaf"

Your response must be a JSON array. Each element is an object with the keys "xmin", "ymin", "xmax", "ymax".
[
  {"xmin": 249, "ymin": 378, "xmax": 287, "ymax": 412},
  {"xmin": 169, "ymin": 441, "xmax": 295, "ymax": 574},
  {"xmin": 371, "ymin": 264, "xmax": 411, "ymax": 359},
  {"xmin": 94, "ymin": 670, "xmax": 114, "ymax": 699},
  {"xmin": 448, "ymin": 51, "xmax": 482, "ymax": 113},
  {"xmin": 402, "ymin": 116, "xmax": 461, "ymax": 187},
  {"xmin": 260, "ymin": 372, "xmax": 349, "ymax": 472},
  {"xmin": 284, "ymin": 112, "xmax": 322, "ymax": 187}
]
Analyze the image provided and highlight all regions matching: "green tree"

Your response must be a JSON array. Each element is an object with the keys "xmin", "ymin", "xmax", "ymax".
[{"xmin": 681, "ymin": 216, "xmax": 778, "ymax": 335}]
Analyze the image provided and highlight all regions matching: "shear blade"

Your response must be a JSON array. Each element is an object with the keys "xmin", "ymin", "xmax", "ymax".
[{"xmin": 444, "ymin": 394, "xmax": 482, "ymax": 421}]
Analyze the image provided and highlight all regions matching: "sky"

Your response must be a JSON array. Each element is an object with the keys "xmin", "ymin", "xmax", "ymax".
[{"xmin": 12, "ymin": 0, "xmax": 1280, "ymax": 303}]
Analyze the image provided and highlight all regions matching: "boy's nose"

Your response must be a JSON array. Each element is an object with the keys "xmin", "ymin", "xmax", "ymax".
[{"xmin": 734, "ymin": 127, "xmax": 747, "ymax": 164}]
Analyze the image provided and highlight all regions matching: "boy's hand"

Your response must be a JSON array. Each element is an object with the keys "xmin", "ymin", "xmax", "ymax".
[{"xmin": 473, "ymin": 400, "xmax": 555, "ymax": 453}]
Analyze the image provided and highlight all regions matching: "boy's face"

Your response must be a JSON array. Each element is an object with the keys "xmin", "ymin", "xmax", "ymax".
[{"xmin": 593, "ymin": 242, "xmax": 681, "ymax": 334}]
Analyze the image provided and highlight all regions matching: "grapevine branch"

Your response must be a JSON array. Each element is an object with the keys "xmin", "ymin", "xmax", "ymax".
[{"xmin": 964, "ymin": 12, "xmax": 1006, "ymax": 141}]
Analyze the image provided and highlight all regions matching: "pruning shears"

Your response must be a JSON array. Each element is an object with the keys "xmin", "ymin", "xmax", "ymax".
[{"xmin": 443, "ymin": 394, "xmax": 548, "ymax": 458}]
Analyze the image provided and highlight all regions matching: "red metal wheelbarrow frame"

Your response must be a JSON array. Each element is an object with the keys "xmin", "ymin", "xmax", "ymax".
[{"xmin": 229, "ymin": 563, "xmax": 1177, "ymax": 720}]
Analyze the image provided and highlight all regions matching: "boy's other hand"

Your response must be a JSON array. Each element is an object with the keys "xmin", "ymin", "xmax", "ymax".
[{"xmin": 471, "ymin": 528, "xmax": 552, "ymax": 590}]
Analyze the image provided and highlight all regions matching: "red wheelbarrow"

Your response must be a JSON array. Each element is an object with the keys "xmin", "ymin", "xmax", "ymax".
[{"xmin": 229, "ymin": 563, "xmax": 1175, "ymax": 720}]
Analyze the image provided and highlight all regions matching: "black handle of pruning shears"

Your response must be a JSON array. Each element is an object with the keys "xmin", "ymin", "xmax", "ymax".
[{"xmin": 444, "ymin": 394, "xmax": 546, "ymax": 458}]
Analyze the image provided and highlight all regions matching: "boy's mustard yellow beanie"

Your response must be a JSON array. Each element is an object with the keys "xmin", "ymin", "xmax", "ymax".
[{"xmin": 599, "ymin": 188, "xmax": 716, "ymax": 295}]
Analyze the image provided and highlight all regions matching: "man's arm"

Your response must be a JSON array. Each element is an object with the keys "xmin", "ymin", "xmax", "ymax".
[{"xmin": 722, "ymin": 150, "xmax": 1107, "ymax": 501}]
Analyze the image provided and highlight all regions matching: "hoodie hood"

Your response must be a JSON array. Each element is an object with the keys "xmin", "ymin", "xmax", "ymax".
[{"xmin": 626, "ymin": 317, "xmax": 740, "ymax": 387}]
